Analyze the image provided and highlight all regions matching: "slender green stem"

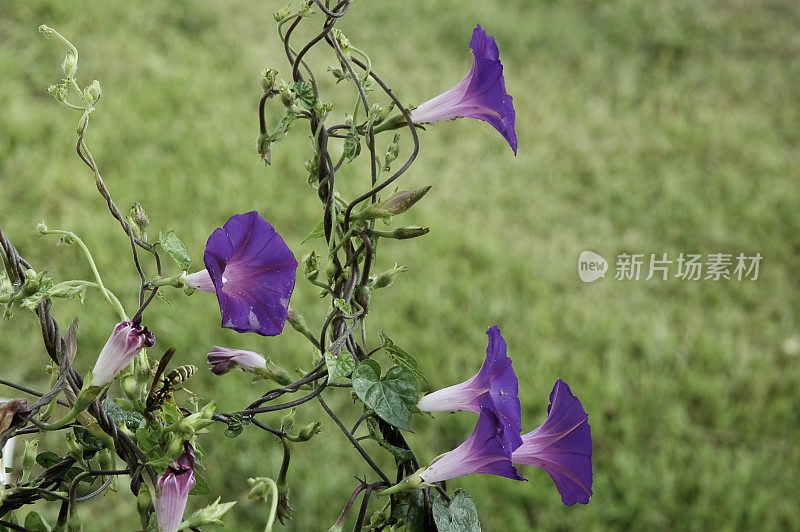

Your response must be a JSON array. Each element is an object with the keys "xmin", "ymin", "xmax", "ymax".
[{"xmin": 40, "ymin": 228, "xmax": 128, "ymax": 320}]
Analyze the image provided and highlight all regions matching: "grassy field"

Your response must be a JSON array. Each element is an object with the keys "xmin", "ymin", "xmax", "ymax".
[{"xmin": 2, "ymin": 1, "xmax": 800, "ymax": 530}]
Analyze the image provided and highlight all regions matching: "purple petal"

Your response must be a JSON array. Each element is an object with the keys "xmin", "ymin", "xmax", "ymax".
[
  {"xmin": 512, "ymin": 380, "xmax": 593, "ymax": 505},
  {"xmin": 91, "ymin": 321, "xmax": 155, "ymax": 386},
  {"xmin": 477, "ymin": 326, "xmax": 522, "ymax": 450},
  {"xmin": 420, "ymin": 408, "xmax": 525, "ymax": 484},
  {"xmin": 207, "ymin": 346, "xmax": 267, "ymax": 375},
  {"xmin": 156, "ymin": 443, "xmax": 196, "ymax": 532},
  {"xmin": 184, "ymin": 269, "xmax": 215, "ymax": 293},
  {"xmin": 203, "ymin": 211, "xmax": 298, "ymax": 336},
  {"xmin": 410, "ymin": 25, "xmax": 517, "ymax": 154},
  {"xmin": 417, "ymin": 326, "xmax": 522, "ymax": 451}
]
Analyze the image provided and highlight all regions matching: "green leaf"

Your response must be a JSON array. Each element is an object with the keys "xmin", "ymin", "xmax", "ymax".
[
  {"xmin": 432, "ymin": 489, "xmax": 481, "ymax": 532},
  {"xmin": 392, "ymin": 490, "xmax": 426, "ymax": 532},
  {"xmin": 23, "ymin": 511, "xmax": 50, "ymax": 532},
  {"xmin": 104, "ymin": 399, "xmax": 146, "ymax": 431},
  {"xmin": 270, "ymin": 109, "xmax": 297, "ymax": 140},
  {"xmin": 160, "ymin": 230, "xmax": 192, "ymax": 271},
  {"xmin": 351, "ymin": 360, "xmax": 418, "ymax": 430},
  {"xmin": 225, "ymin": 413, "xmax": 244, "ymax": 438},
  {"xmin": 35, "ymin": 451, "xmax": 61, "ymax": 469},
  {"xmin": 325, "ymin": 350, "xmax": 355, "ymax": 381},
  {"xmin": 301, "ymin": 220, "xmax": 325, "ymax": 244},
  {"xmin": 366, "ymin": 417, "xmax": 414, "ymax": 462},
  {"xmin": 134, "ymin": 425, "xmax": 163, "ymax": 461},
  {"xmin": 72, "ymin": 426, "xmax": 104, "ymax": 453},
  {"xmin": 379, "ymin": 332, "xmax": 429, "ymax": 385},
  {"xmin": 293, "ymin": 81, "xmax": 316, "ymax": 109},
  {"xmin": 190, "ymin": 469, "xmax": 211, "ymax": 496},
  {"xmin": 343, "ymin": 127, "xmax": 361, "ymax": 161}
]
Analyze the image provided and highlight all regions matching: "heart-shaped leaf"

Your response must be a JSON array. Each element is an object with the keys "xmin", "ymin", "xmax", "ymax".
[
  {"xmin": 352, "ymin": 360, "xmax": 418, "ymax": 430},
  {"xmin": 379, "ymin": 332, "xmax": 428, "ymax": 385},
  {"xmin": 432, "ymin": 489, "xmax": 481, "ymax": 532},
  {"xmin": 325, "ymin": 350, "xmax": 356, "ymax": 381},
  {"xmin": 160, "ymin": 230, "xmax": 191, "ymax": 271}
]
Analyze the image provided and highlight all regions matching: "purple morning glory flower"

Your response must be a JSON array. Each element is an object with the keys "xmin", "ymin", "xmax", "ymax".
[
  {"xmin": 206, "ymin": 346, "xmax": 267, "ymax": 375},
  {"xmin": 156, "ymin": 442, "xmax": 196, "ymax": 532},
  {"xmin": 410, "ymin": 24, "xmax": 517, "ymax": 154},
  {"xmin": 185, "ymin": 211, "xmax": 298, "ymax": 336},
  {"xmin": 512, "ymin": 379, "xmax": 593, "ymax": 506},
  {"xmin": 419, "ymin": 407, "xmax": 525, "ymax": 483},
  {"xmin": 90, "ymin": 321, "xmax": 155, "ymax": 387},
  {"xmin": 417, "ymin": 326, "xmax": 522, "ymax": 450}
]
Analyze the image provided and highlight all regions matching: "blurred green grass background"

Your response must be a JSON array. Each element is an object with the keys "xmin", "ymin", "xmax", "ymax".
[{"xmin": 2, "ymin": 0, "xmax": 800, "ymax": 530}]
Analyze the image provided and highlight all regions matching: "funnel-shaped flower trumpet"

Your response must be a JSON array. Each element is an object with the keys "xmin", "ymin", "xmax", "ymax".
[
  {"xmin": 156, "ymin": 442, "xmax": 196, "ymax": 532},
  {"xmin": 184, "ymin": 211, "xmax": 298, "ymax": 336},
  {"xmin": 419, "ymin": 407, "xmax": 524, "ymax": 484},
  {"xmin": 417, "ymin": 326, "xmax": 522, "ymax": 449},
  {"xmin": 410, "ymin": 25, "xmax": 517, "ymax": 154},
  {"xmin": 90, "ymin": 321, "xmax": 155, "ymax": 387},
  {"xmin": 206, "ymin": 346, "xmax": 267, "ymax": 375},
  {"xmin": 511, "ymin": 379, "xmax": 593, "ymax": 506}
]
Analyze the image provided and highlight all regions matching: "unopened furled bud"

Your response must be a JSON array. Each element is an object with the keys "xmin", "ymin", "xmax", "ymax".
[
  {"xmin": 88, "ymin": 80, "xmax": 101, "ymax": 102},
  {"xmin": 47, "ymin": 83, "xmax": 68, "ymax": 103},
  {"xmin": 301, "ymin": 251, "xmax": 319, "ymax": 281},
  {"xmin": 178, "ymin": 498, "xmax": 237, "ymax": 530},
  {"xmin": 354, "ymin": 284, "xmax": 370, "ymax": 311},
  {"xmin": 38, "ymin": 25, "xmax": 55, "ymax": 39},
  {"xmin": 261, "ymin": 68, "xmax": 279, "ymax": 92},
  {"xmin": 382, "ymin": 186, "xmax": 431, "ymax": 215},
  {"xmin": 120, "ymin": 374, "xmax": 139, "ymax": 399},
  {"xmin": 173, "ymin": 401, "xmax": 216, "ymax": 435},
  {"xmin": 279, "ymin": 80, "xmax": 294, "ymax": 107},
  {"xmin": 385, "ymin": 134, "xmax": 400, "ymax": 168},
  {"xmin": 90, "ymin": 321, "xmax": 155, "ymax": 387},
  {"xmin": 392, "ymin": 226, "xmax": 430, "ymax": 239},
  {"xmin": 21, "ymin": 438, "xmax": 38, "ymax": 482},
  {"xmin": 298, "ymin": 2, "xmax": 315, "ymax": 17},
  {"xmin": 332, "ymin": 29, "xmax": 351, "ymax": 58},
  {"xmin": 295, "ymin": 421, "xmax": 322, "ymax": 441},
  {"xmin": 356, "ymin": 186, "xmax": 432, "ymax": 220},
  {"xmin": 280, "ymin": 408, "xmax": 296, "ymax": 433},
  {"xmin": 62, "ymin": 52, "xmax": 78, "ymax": 78},
  {"xmin": 136, "ymin": 485, "xmax": 153, "ymax": 531},
  {"xmin": 273, "ymin": 3, "xmax": 292, "ymax": 22},
  {"xmin": 129, "ymin": 202, "xmax": 149, "ymax": 232},
  {"xmin": 370, "ymin": 264, "xmax": 407, "ymax": 290}
]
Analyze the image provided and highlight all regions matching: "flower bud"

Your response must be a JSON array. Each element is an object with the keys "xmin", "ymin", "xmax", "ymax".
[
  {"xmin": 356, "ymin": 186, "xmax": 431, "ymax": 220},
  {"xmin": 88, "ymin": 80, "xmax": 102, "ymax": 102},
  {"xmin": 38, "ymin": 25, "xmax": 55, "ymax": 39},
  {"xmin": 90, "ymin": 321, "xmax": 155, "ymax": 387},
  {"xmin": 178, "ymin": 497, "xmax": 237, "ymax": 529},
  {"xmin": 295, "ymin": 421, "xmax": 322, "ymax": 441},
  {"xmin": 261, "ymin": 67, "xmax": 279, "ymax": 92},
  {"xmin": 332, "ymin": 29, "xmax": 351, "ymax": 58},
  {"xmin": 280, "ymin": 408, "xmax": 296, "ymax": 433},
  {"xmin": 156, "ymin": 442, "xmax": 196, "ymax": 532},
  {"xmin": 279, "ymin": 80, "xmax": 294, "ymax": 107},
  {"xmin": 370, "ymin": 264, "xmax": 407, "ymax": 290},
  {"xmin": 273, "ymin": 3, "xmax": 292, "ymax": 22},
  {"xmin": 129, "ymin": 202, "xmax": 149, "ymax": 232},
  {"xmin": 21, "ymin": 438, "xmax": 38, "ymax": 482},
  {"xmin": 301, "ymin": 251, "xmax": 319, "ymax": 281},
  {"xmin": 62, "ymin": 52, "xmax": 78, "ymax": 78},
  {"xmin": 391, "ymin": 226, "xmax": 430, "ymax": 239}
]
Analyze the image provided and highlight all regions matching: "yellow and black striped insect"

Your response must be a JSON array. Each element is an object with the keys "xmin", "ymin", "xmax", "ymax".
[{"xmin": 145, "ymin": 348, "xmax": 197, "ymax": 417}]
